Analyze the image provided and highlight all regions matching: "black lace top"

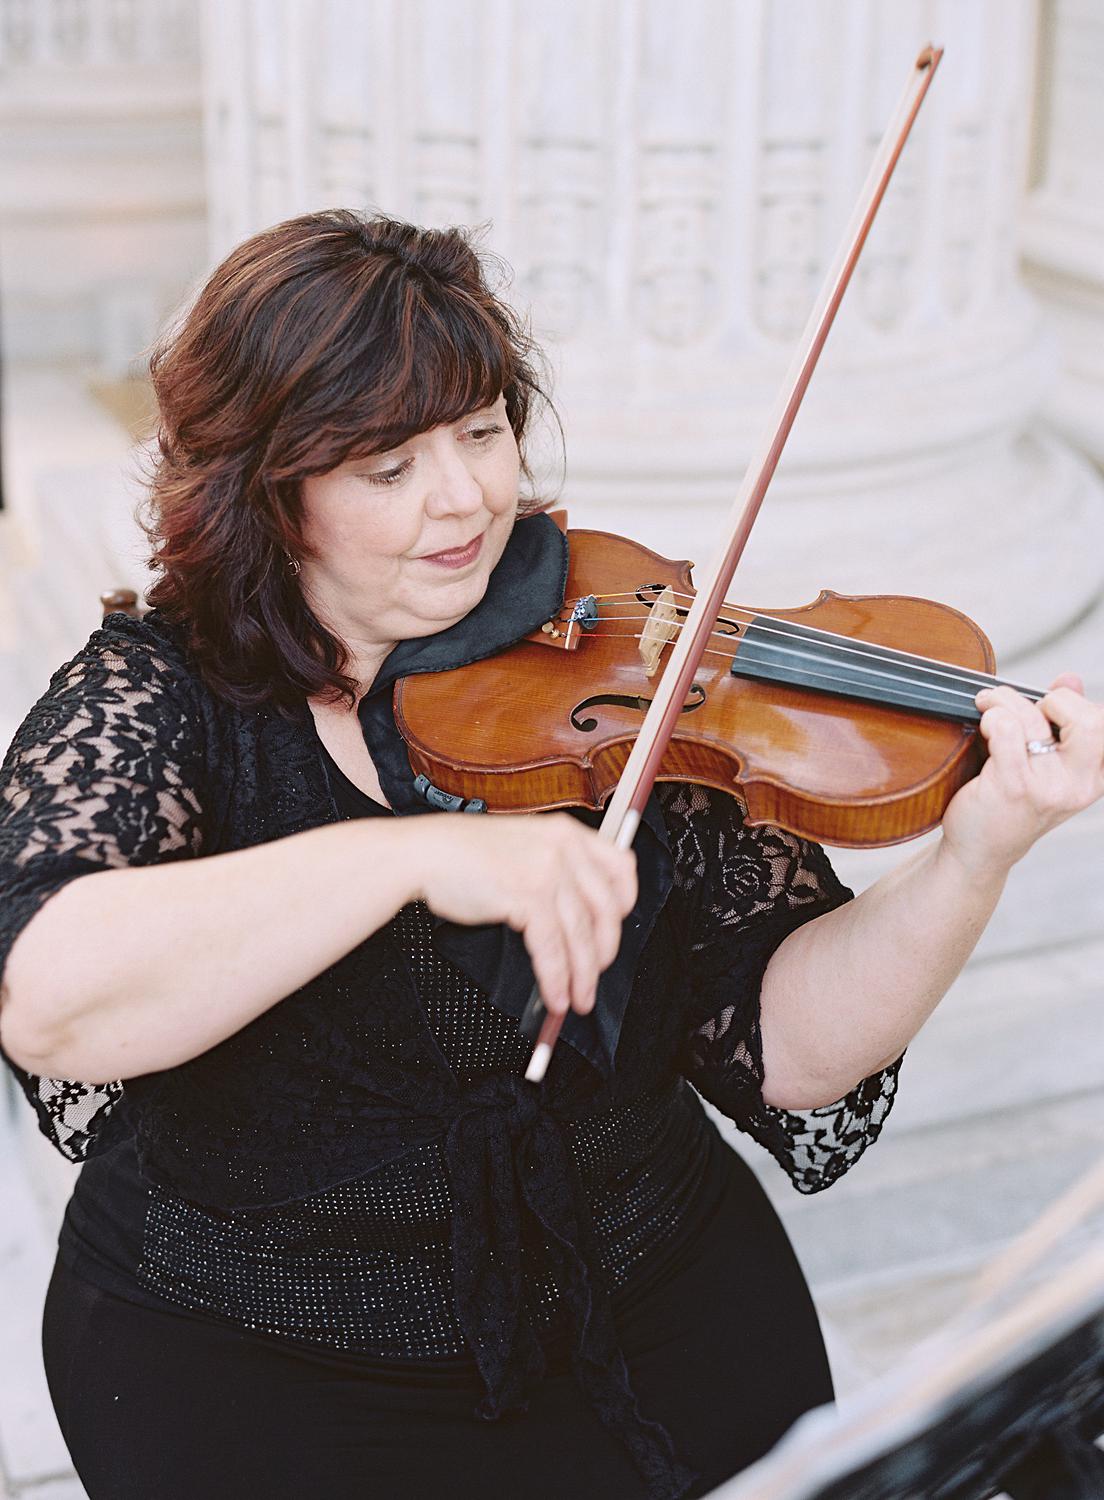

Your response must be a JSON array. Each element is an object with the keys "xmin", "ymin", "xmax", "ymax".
[{"xmin": 0, "ymin": 605, "xmax": 901, "ymax": 1499}]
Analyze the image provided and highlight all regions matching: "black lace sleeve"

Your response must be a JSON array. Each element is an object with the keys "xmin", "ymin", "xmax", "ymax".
[
  {"xmin": 660, "ymin": 782, "xmax": 900, "ymax": 1195},
  {"xmin": 0, "ymin": 616, "xmax": 206, "ymax": 1160}
]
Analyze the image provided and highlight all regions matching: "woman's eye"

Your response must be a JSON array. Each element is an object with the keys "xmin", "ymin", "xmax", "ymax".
[
  {"xmin": 465, "ymin": 423, "xmax": 504, "ymax": 443},
  {"xmin": 364, "ymin": 458, "xmax": 412, "ymax": 487}
]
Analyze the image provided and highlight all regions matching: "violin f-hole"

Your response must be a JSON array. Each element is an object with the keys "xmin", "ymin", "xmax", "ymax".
[{"xmin": 570, "ymin": 684, "xmax": 707, "ymax": 734}]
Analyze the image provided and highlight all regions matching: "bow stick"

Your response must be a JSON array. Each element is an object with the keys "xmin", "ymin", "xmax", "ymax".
[{"xmin": 523, "ymin": 44, "xmax": 944, "ymax": 1084}]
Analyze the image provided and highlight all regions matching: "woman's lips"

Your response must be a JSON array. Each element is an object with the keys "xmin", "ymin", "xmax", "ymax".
[{"xmin": 418, "ymin": 533, "xmax": 484, "ymax": 569}]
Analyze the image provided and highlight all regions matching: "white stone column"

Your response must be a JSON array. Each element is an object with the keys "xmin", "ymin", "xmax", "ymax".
[
  {"xmin": 1021, "ymin": 0, "xmax": 1104, "ymax": 471},
  {"xmin": 202, "ymin": 0, "xmax": 1104, "ymax": 661},
  {"xmin": 0, "ymin": 0, "xmax": 207, "ymax": 679},
  {"xmin": 0, "ymin": 0, "xmax": 206, "ymax": 372}
]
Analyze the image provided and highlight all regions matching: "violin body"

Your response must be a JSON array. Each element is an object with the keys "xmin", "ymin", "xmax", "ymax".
[{"xmin": 395, "ymin": 530, "xmax": 994, "ymax": 849}]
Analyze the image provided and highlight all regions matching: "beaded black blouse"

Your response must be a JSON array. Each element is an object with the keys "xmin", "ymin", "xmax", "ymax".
[{"xmin": 0, "ymin": 554, "xmax": 902, "ymax": 1498}]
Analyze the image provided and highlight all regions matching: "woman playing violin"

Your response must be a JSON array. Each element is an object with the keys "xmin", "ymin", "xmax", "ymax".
[{"xmin": 1, "ymin": 211, "xmax": 1101, "ymax": 1500}]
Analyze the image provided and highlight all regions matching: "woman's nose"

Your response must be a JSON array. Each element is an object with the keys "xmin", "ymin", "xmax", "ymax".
[{"xmin": 425, "ymin": 451, "xmax": 484, "ymax": 518}]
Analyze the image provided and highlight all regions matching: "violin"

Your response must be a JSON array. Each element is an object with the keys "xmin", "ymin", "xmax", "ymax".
[{"xmin": 394, "ymin": 526, "xmax": 1043, "ymax": 850}]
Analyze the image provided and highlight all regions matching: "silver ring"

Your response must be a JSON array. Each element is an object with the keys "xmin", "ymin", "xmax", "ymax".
[{"xmin": 1025, "ymin": 737, "xmax": 1060, "ymax": 756}]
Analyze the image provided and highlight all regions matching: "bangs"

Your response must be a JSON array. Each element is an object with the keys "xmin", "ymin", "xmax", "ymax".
[{"xmin": 335, "ymin": 267, "xmax": 516, "ymax": 463}]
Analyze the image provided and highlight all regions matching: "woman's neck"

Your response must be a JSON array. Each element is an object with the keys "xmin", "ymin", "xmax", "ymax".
[{"xmin": 347, "ymin": 643, "xmax": 394, "ymax": 699}]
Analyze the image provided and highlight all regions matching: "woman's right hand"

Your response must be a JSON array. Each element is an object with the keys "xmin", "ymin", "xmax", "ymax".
[{"xmin": 409, "ymin": 813, "xmax": 638, "ymax": 1019}]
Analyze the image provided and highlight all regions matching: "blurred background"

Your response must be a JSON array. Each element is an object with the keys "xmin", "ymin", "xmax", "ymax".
[{"xmin": 0, "ymin": 1, "xmax": 1102, "ymax": 1495}]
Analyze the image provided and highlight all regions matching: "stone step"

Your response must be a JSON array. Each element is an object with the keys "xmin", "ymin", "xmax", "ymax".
[
  {"xmin": 0, "ymin": 365, "xmax": 147, "ymax": 751},
  {"xmin": 1008, "ymin": 583, "xmax": 1104, "ymax": 703},
  {"xmin": 716, "ymin": 1087, "xmax": 1104, "ymax": 1393},
  {"xmin": 1, "ymin": 1482, "xmax": 88, "ymax": 1500},
  {"xmin": 0, "ymin": 1480, "xmax": 88, "ymax": 1500},
  {"xmin": 0, "ymin": 449, "xmax": 152, "ymax": 753},
  {"xmin": 826, "ymin": 776, "xmax": 1104, "ymax": 964},
  {"xmin": 879, "ymin": 933, "xmax": 1104, "ymax": 1134},
  {"xmin": 0, "ymin": 1101, "xmax": 84, "ymax": 1497},
  {"xmin": 705, "ymin": 914, "xmax": 1104, "ymax": 1391},
  {"xmin": 18, "ymin": 463, "xmax": 143, "ymax": 654},
  {"xmin": 715, "ymin": 901, "xmax": 1104, "ymax": 1248},
  {"xmin": 1, "ymin": 370, "xmax": 135, "ymax": 542},
  {"xmin": 773, "ymin": 1088, "xmax": 1104, "ymax": 1283},
  {"xmin": 0, "ymin": 511, "xmax": 49, "ymax": 743}
]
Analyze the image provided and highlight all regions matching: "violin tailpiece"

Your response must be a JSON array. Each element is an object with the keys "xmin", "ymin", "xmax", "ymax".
[
  {"xmin": 525, "ymin": 618, "xmax": 582, "ymax": 650},
  {"xmin": 524, "ymin": 594, "xmax": 600, "ymax": 651}
]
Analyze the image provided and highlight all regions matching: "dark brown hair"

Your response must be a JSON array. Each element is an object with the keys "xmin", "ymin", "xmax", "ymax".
[{"xmin": 143, "ymin": 209, "xmax": 551, "ymax": 713}]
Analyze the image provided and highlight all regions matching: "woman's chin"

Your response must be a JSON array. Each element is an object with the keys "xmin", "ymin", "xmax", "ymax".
[
  {"xmin": 411, "ymin": 524, "xmax": 512, "ymax": 619},
  {"xmin": 397, "ymin": 566, "xmax": 496, "ymax": 634}
]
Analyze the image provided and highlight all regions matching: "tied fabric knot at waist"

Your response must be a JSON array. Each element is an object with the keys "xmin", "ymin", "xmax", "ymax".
[{"xmin": 443, "ymin": 1074, "xmax": 696, "ymax": 1500}]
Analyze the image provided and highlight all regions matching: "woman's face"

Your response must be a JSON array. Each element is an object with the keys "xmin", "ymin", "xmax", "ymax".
[{"xmin": 298, "ymin": 393, "xmax": 521, "ymax": 667}]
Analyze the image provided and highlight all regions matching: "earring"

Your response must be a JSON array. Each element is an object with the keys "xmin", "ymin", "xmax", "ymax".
[{"xmin": 284, "ymin": 550, "xmax": 301, "ymax": 576}]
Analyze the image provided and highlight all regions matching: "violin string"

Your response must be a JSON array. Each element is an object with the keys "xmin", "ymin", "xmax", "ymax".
[
  {"xmin": 572, "ymin": 592, "xmax": 1045, "ymax": 698},
  {"xmin": 587, "ymin": 612, "xmax": 1022, "ymax": 700},
  {"xmin": 595, "ymin": 630, "xmax": 1002, "ymax": 710},
  {"xmin": 583, "ymin": 614, "xmax": 1012, "ymax": 699},
  {"xmin": 565, "ymin": 599, "xmax": 1045, "ymax": 702},
  {"xmin": 582, "ymin": 625, "xmax": 1042, "ymax": 709}
]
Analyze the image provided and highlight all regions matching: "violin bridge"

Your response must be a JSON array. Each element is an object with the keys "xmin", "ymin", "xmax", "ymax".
[{"xmin": 638, "ymin": 586, "xmax": 679, "ymax": 678}]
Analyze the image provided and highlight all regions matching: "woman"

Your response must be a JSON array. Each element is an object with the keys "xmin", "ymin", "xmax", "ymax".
[{"xmin": 0, "ymin": 210, "xmax": 1101, "ymax": 1500}]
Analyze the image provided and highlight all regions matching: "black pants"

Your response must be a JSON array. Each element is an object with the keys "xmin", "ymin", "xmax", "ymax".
[{"xmin": 43, "ymin": 1142, "xmax": 831, "ymax": 1500}]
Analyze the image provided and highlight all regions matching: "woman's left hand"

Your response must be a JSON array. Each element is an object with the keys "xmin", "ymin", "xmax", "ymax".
[{"xmin": 939, "ymin": 672, "xmax": 1104, "ymax": 882}]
